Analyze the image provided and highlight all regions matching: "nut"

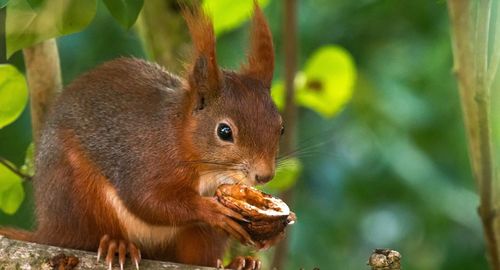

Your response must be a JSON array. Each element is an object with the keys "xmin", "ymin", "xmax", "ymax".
[{"xmin": 215, "ymin": 184, "xmax": 296, "ymax": 242}]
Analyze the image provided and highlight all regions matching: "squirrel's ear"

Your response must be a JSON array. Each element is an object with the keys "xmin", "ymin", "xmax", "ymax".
[
  {"xmin": 240, "ymin": 1, "xmax": 274, "ymax": 90},
  {"xmin": 183, "ymin": 5, "xmax": 221, "ymax": 95}
]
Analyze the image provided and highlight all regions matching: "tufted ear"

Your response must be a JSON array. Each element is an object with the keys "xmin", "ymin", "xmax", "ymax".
[
  {"xmin": 182, "ymin": 5, "xmax": 221, "ymax": 100},
  {"xmin": 240, "ymin": 1, "xmax": 275, "ymax": 90}
]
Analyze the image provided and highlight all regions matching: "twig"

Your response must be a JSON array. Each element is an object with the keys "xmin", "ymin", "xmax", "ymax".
[
  {"xmin": 0, "ymin": 156, "xmax": 32, "ymax": 180},
  {"xmin": 272, "ymin": 0, "xmax": 298, "ymax": 268}
]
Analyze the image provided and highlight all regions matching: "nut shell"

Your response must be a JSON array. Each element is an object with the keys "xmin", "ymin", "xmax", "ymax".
[{"xmin": 215, "ymin": 184, "xmax": 296, "ymax": 242}]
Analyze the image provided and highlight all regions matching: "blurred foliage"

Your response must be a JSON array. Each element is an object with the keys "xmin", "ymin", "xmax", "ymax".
[
  {"xmin": 0, "ymin": 0, "xmax": 8, "ymax": 8},
  {"xmin": 0, "ymin": 159, "xmax": 24, "ymax": 214},
  {"xmin": 0, "ymin": 64, "xmax": 27, "ymax": 129},
  {"xmin": 103, "ymin": 0, "xmax": 143, "ymax": 29},
  {"xmin": 20, "ymin": 142, "xmax": 34, "ymax": 177},
  {"xmin": 0, "ymin": 64, "xmax": 27, "ymax": 215},
  {"xmin": 0, "ymin": 0, "xmax": 493, "ymax": 269},
  {"xmin": 263, "ymin": 157, "xmax": 303, "ymax": 194},
  {"xmin": 5, "ymin": 0, "xmax": 144, "ymax": 57},
  {"xmin": 6, "ymin": 0, "xmax": 97, "ymax": 57},
  {"xmin": 272, "ymin": 45, "xmax": 356, "ymax": 118},
  {"xmin": 203, "ymin": 0, "xmax": 269, "ymax": 36}
]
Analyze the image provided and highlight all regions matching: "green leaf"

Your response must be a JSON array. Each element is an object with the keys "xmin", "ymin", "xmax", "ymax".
[
  {"xmin": 0, "ymin": 64, "xmax": 28, "ymax": 129},
  {"xmin": 103, "ymin": 0, "xmax": 144, "ymax": 29},
  {"xmin": 26, "ymin": 0, "xmax": 43, "ymax": 10},
  {"xmin": 0, "ymin": 0, "xmax": 9, "ymax": 8},
  {"xmin": 20, "ymin": 142, "xmax": 35, "ymax": 177},
  {"xmin": 296, "ymin": 45, "xmax": 356, "ymax": 118},
  {"xmin": 203, "ymin": 0, "xmax": 270, "ymax": 36},
  {"xmin": 263, "ymin": 157, "xmax": 302, "ymax": 193},
  {"xmin": 271, "ymin": 46, "xmax": 356, "ymax": 118},
  {"xmin": 0, "ymin": 160, "xmax": 25, "ymax": 215},
  {"xmin": 270, "ymin": 80, "xmax": 285, "ymax": 110},
  {"xmin": 6, "ymin": 0, "xmax": 97, "ymax": 57}
]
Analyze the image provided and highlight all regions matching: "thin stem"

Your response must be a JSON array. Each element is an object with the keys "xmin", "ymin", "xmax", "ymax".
[
  {"xmin": 272, "ymin": 0, "xmax": 297, "ymax": 268},
  {"xmin": 0, "ymin": 157, "xmax": 31, "ymax": 180}
]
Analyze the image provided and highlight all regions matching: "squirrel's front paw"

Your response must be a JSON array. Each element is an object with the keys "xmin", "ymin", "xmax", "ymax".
[
  {"xmin": 218, "ymin": 256, "xmax": 262, "ymax": 270},
  {"xmin": 198, "ymin": 197, "xmax": 254, "ymax": 245},
  {"xmin": 96, "ymin": 234, "xmax": 141, "ymax": 270}
]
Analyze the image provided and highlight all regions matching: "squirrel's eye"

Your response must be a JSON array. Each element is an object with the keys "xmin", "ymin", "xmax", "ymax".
[
  {"xmin": 217, "ymin": 123, "xmax": 233, "ymax": 142},
  {"xmin": 280, "ymin": 126, "xmax": 285, "ymax": 136}
]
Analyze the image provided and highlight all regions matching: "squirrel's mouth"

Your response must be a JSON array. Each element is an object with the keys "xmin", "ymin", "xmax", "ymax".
[{"xmin": 198, "ymin": 170, "xmax": 254, "ymax": 196}]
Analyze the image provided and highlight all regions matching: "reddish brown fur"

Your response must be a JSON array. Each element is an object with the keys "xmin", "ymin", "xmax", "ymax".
[
  {"xmin": 0, "ymin": 3, "xmax": 280, "ymax": 269},
  {"xmin": 182, "ymin": 5, "xmax": 220, "ymax": 93},
  {"xmin": 32, "ymin": 130, "xmax": 124, "ymax": 250},
  {"xmin": 0, "ymin": 227, "xmax": 32, "ymax": 242},
  {"xmin": 241, "ymin": 1, "xmax": 275, "ymax": 87}
]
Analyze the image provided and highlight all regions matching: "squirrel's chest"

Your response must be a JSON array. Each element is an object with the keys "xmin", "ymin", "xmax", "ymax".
[{"xmin": 104, "ymin": 186, "xmax": 179, "ymax": 248}]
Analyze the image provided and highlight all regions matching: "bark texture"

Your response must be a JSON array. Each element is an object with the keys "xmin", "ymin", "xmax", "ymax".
[{"xmin": 0, "ymin": 235, "xmax": 215, "ymax": 270}]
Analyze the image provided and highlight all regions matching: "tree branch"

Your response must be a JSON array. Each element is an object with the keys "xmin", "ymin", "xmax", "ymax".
[
  {"xmin": 447, "ymin": 0, "xmax": 499, "ymax": 269},
  {"xmin": 0, "ymin": 156, "xmax": 32, "ymax": 180},
  {"xmin": 22, "ymin": 39, "xmax": 62, "ymax": 141},
  {"xmin": 272, "ymin": 0, "xmax": 298, "ymax": 268},
  {"xmin": 0, "ymin": 235, "xmax": 216, "ymax": 270}
]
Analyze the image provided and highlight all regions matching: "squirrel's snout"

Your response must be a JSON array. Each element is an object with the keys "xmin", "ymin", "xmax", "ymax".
[{"xmin": 253, "ymin": 160, "xmax": 275, "ymax": 184}]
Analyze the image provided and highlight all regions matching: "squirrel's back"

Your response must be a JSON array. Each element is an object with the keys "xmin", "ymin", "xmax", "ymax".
[{"xmin": 37, "ymin": 58, "xmax": 185, "ymax": 185}]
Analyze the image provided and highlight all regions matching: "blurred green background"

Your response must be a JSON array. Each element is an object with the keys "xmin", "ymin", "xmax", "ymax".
[{"xmin": 0, "ymin": 0, "xmax": 490, "ymax": 269}]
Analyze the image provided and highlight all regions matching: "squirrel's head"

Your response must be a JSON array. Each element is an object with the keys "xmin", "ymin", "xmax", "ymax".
[{"xmin": 181, "ymin": 2, "xmax": 282, "ymax": 194}]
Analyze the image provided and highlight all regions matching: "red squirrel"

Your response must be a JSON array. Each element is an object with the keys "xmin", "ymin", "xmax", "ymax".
[{"xmin": 0, "ymin": 2, "xmax": 283, "ymax": 270}]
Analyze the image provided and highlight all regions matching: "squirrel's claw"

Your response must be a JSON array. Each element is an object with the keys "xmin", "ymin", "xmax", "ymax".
[
  {"xmin": 96, "ymin": 234, "xmax": 141, "ymax": 269},
  {"xmin": 226, "ymin": 256, "xmax": 261, "ymax": 270},
  {"xmin": 128, "ymin": 242, "xmax": 142, "ymax": 270},
  {"xmin": 200, "ymin": 197, "xmax": 254, "ymax": 245}
]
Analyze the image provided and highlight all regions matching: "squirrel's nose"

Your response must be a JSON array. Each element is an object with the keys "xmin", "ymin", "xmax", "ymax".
[
  {"xmin": 253, "ymin": 159, "xmax": 275, "ymax": 184},
  {"xmin": 255, "ymin": 174, "xmax": 274, "ymax": 184}
]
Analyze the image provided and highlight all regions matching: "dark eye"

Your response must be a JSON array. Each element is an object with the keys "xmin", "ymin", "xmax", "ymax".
[
  {"xmin": 217, "ymin": 123, "xmax": 233, "ymax": 142},
  {"xmin": 280, "ymin": 126, "xmax": 285, "ymax": 136}
]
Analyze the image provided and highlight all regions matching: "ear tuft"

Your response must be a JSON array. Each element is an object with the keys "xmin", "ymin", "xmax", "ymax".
[
  {"xmin": 240, "ymin": 1, "xmax": 275, "ymax": 89},
  {"xmin": 182, "ymin": 4, "xmax": 220, "ymax": 92}
]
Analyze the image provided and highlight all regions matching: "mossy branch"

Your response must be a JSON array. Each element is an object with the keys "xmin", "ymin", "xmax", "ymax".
[{"xmin": 447, "ymin": 0, "xmax": 499, "ymax": 269}]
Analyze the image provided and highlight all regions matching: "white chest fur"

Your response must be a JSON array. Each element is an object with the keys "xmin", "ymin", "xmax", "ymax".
[{"xmin": 104, "ymin": 186, "xmax": 179, "ymax": 248}]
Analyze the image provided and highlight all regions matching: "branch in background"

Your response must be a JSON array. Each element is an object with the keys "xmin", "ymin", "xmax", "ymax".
[
  {"xmin": 272, "ymin": 0, "xmax": 298, "ymax": 268},
  {"xmin": 487, "ymin": 1, "xmax": 500, "ymax": 88},
  {"xmin": 22, "ymin": 39, "xmax": 62, "ymax": 141},
  {"xmin": 0, "ymin": 236, "xmax": 215, "ymax": 270},
  {"xmin": 447, "ymin": 0, "xmax": 499, "ymax": 269},
  {"xmin": 0, "ymin": 156, "xmax": 32, "ymax": 180},
  {"xmin": 135, "ymin": 0, "xmax": 190, "ymax": 73}
]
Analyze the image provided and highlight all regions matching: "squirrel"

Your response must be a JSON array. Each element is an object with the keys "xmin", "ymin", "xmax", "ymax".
[{"xmin": 0, "ymin": 2, "xmax": 284, "ymax": 270}]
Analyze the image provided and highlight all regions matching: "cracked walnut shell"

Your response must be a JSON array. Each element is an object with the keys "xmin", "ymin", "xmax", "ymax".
[{"xmin": 215, "ymin": 184, "xmax": 296, "ymax": 242}]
